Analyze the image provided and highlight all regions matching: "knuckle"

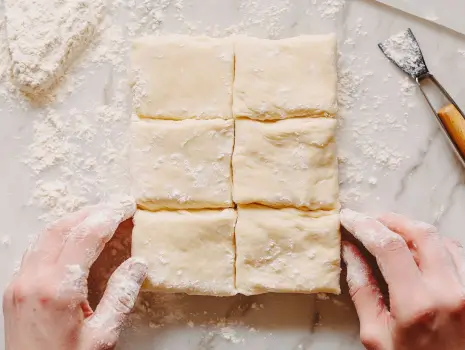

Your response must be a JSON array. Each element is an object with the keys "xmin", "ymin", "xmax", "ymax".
[
  {"xmin": 84, "ymin": 331, "xmax": 118, "ymax": 350},
  {"xmin": 449, "ymin": 238, "xmax": 463, "ymax": 250},
  {"xmin": 6, "ymin": 279, "xmax": 31, "ymax": 304},
  {"xmin": 382, "ymin": 238, "xmax": 407, "ymax": 253},
  {"xmin": 35, "ymin": 283, "xmax": 58, "ymax": 302},
  {"xmin": 400, "ymin": 303, "xmax": 438, "ymax": 329},
  {"xmin": 113, "ymin": 293, "xmax": 134, "ymax": 314},
  {"xmin": 414, "ymin": 221, "xmax": 438, "ymax": 235},
  {"xmin": 3, "ymin": 281, "xmax": 16, "ymax": 306}
]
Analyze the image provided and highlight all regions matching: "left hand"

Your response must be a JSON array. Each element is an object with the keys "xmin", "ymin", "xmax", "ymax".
[{"xmin": 3, "ymin": 199, "xmax": 147, "ymax": 350}]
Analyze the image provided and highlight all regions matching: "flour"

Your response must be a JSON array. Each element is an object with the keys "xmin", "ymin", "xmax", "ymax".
[
  {"xmin": 379, "ymin": 29, "xmax": 427, "ymax": 78},
  {"xmin": 5, "ymin": 0, "xmax": 105, "ymax": 93},
  {"xmin": 315, "ymin": 0, "xmax": 346, "ymax": 19},
  {"xmin": 59, "ymin": 264, "xmax": 87, "ymax": 297},
  {"xmin": 0, "ymin": 17, "xmax": 9, "ymax": 82},
  {"xmin": 341, "ymin": 209, "xmax": 404, "ymax": 248},
  {"xmin": 32, "ymin": 180, "xmax": 89, "ymax": 221},
  {"xmin": 342, "ymin": 243, "xmax": 369, "ymax": 290},
  {"xmin": 219, "ymin": 326, "xmax": 244, "ymax": 344},
  {"xmin": 1, "ymin": 235, "xmax": 11, "ymax": 247},
  {"xmin": 87, "ymin": 257, "xmax": 148, "ymax": 330}
]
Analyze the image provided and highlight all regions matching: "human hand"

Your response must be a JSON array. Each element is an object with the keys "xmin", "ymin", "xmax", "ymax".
[
  {"xmin": 341, "ymin": 209, "xmax": 465, "ymax": 350},
  {"xmin": 3, "ymin": 198, "xmax": 148, "ymax": 350}
]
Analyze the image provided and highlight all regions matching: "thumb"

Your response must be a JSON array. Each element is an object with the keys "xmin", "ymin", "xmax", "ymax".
[{"xmin": 83, "ymin": 257, "xmax": 148, "ymax": 349}]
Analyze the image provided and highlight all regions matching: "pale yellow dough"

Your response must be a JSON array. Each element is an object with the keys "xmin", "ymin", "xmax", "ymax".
[
  {"xmin": 235, "ymin": 205, "xmax": 341, "ymax": 295},
  {"xmin": 131, "ymin": 35, "xmax": 234, "ymax": 120},
  {"xmin": 132, "ymin": 209, "xmax": 237, "ymax": 296},
  {"xmin": 233, "ymin": 34, "xmax": 337, "ymax": 120},
  {"xmin": 131, "ymin": 119, "xmax": 234, "ymax": 210},
  {"xmin": 233, "ymin": 118, "xmax": 339, "ymax": 210}
]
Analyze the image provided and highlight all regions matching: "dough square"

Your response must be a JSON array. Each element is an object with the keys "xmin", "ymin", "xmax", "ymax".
[
  {"xmin": 131, "ymin": 119, "xmax": 234, "ymax": 210},
  {"xmin": 132, "ymin": 209, "xmax": 237, "ymax": 296},
  {"xmin": 235, "ymin": 205, "xmax": 341, "ymax": 295},
  {"xmin": 233, "ymin": 118, "xmax": 339, "ymax": 210},
  {"xmin": 233, "ymin": 34, "xmax": 337, "ymax": 120},
  {"xmin": 131, "ymin": 35, "xmax": 234, "ymax": 120}
]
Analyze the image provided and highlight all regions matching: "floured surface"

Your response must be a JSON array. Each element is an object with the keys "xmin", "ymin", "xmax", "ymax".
[
  {"xmin": 132, "ymin": 209, "xmax": 237, "ymax": 296},
  {"xmin": 235, "ymin": 205, "xmax": 341, "ymax": 295},
  {"xmin": 5, "ymin": 0, "xmax": 105, "ymax": 93}
]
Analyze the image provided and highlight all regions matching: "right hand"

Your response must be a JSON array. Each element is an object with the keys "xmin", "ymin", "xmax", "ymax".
[{"xmin": 341, "ymin": 209, "xmax": 465, "ymax": 350}]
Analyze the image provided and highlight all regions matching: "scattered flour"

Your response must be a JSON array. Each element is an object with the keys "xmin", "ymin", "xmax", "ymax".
[
  {"xmin": 1, "ymin": 235, "xmax": 11, "ymax": 247},
  {"xmin": 314, "ymin": 0, "xmax": 346, "ymax": 19}
]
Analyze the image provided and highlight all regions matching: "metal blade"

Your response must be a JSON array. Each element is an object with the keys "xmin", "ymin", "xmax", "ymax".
[{"xmin": 378, "ymin": 28, "xmax": 429, "ymax": 79}]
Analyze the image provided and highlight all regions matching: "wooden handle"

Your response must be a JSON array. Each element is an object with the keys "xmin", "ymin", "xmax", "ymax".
[{"xmin": 438, "ymin": 104, "xmax": 465, "ymax": 157}]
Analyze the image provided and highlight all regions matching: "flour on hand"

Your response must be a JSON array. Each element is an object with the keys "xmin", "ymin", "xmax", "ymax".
[{"xmin": 4, "ymin": 0, "xmax": 105, "ymax": 93}]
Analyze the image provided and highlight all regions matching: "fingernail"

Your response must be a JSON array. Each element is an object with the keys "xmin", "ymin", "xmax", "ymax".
[
  {"xmin": 340, "ymin": 208, "xmax": 360, "ymax": 232},
  {"xmin": 105, "ymin": 195, "xmax": 136, "ymax": 222},
  {"xmin": 128, "ymin": 257, "xmax": 148, "ymax": 284}
]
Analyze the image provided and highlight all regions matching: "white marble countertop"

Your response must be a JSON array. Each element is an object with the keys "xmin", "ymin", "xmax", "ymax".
[{"xmin": 1, "ymin": 0, "xmax": 465, "ymax": 349}]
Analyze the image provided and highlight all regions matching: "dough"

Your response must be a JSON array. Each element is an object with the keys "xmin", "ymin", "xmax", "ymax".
[
  {"xmin": 132, "ymin": 209, "xmax": 237, "ymax": 296},
  {"xmin": 131, "ymin": 35, "xmax": 234, "ymax": 120},
  {"xmin": 235, "ymin": 205, "xmax": 341, "ymax": 295},
  {"xmin": 131, "ymin": 119, "xmax": 234, "ymax": 210},
  {"xmin": 233, "ymin": 118, "xmax": 339, "ymax": 210},
  {"xmin": 233, "ymin": 35, "xmax": 337, "ymax": 120}
]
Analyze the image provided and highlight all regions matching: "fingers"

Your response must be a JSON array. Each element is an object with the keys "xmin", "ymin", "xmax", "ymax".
[
  {"xmin": 342, "ymin": 242, "xmax": 386, "ymax": 323},
  {"xmin": 443, "ymin": 237, "xmax": 465, "ymax": 283},
  {"xmin": 379, "ymin": 213, "xmax": 464, "ymax": 296},
  {"xmin": 58, "ymin": 197, "xmax": 136, "ymax": 272},
  {"xmin": 342, "ymin": 242, "xmax": 391, "ymax": 350},
  {"xmin": 378, "ymin": 213, "xmax": 448, "ymax": 270},
  {"xmin": 84, "ymin": 258, "xmax": 147, "ymax": 346},
  {"xmin": 21, "ymin": 208, "xmax": 92, "ymax": 269},
  {"xmin": 341, "ymin": 209, "xmax": 425, "ymax": 312}
]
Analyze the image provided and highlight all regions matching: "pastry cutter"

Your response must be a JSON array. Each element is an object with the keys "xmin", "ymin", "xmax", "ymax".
[{"xmin": 378, "ymin": 28, "xmax": 465, "ymax": 165}]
